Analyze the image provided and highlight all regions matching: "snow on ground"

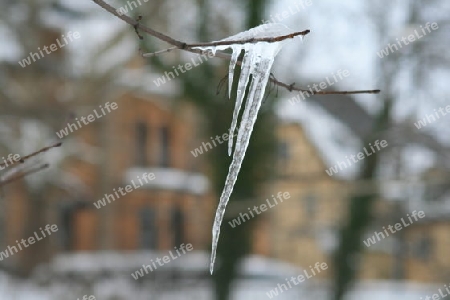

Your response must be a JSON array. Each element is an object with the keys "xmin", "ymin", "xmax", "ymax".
[{"xmin": 0, "ymin": 252, "xmax": 444, "ymax": 299}]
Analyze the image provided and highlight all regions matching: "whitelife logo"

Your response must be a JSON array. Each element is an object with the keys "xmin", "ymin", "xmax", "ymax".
[
  {"xmin": 190, "ymin": 130, "xmax": 238, "ymax": 158},
  {"xmin": 93, "ymin": 172, "xmax": 155, "ymax": 209},
  {"xmin": 414, "ymin": 104, "xmax": 450, "ymax": 129},
  {"xmin": 116, "ymin": 0, "xmax": 149, "ymax": 16},
  {"xmin": 266, "ymin": 262, "xmax": 328, "ymax": 298},
  {"xmin": 56, "ymin": 102, "xmax": 118, "ymax": 139},
  {"xmin": 260, "ymin": 0, "xmax": 312, "ymax": 26},
  {"xmin": 377, "ymin": 22, "xmax": 439, "ymax": 58},
  {"xmin": 228, "ymin": 192, "xmax": 291, "ymax": 228},
  {"xmin": 131, "ymin": 243, "xmax": 193, "ymax": 279},
  {"xmin": 18, "ymin": 31, "xmax": 80, "ymax": 68},
  {"xmin": 363, "ymin": 210, "xmax": 425, "ymax": 247},
  {"xmin": 325, "ymin": 140, "xmax": 388, "ymax": 176},
  {"xmin": 0, "ymin": 154, "xmax": 22, "ymax": 170},
  {"xmin": 420, "ymin": 283, "xmax": 450, "ymax": 300},
  {"xmin": 152, "ymin": 52, "xmax": 215, "ymax": 87},
  {"xmin": 289, "ymin": 69, "xmax": 350, "ymax": 105},
  {"xmin": 0, "ymin": 224, "xmax": 58, "ymax": 261}
]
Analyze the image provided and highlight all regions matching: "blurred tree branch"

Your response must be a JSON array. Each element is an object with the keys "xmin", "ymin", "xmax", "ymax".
[
  {"xmin": 0, "ymin": 142, "xmax": 62, "ymax": 187},
  {"xmin": 332, "ymin": 1, "xmax": 450, "ymax": 298},
  {"xmin": 92, "ymin": 0, "xmax": 380, "ymax": 96}
]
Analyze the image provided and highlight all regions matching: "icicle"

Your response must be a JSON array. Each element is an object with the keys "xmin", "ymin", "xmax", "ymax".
[
  {"xmin": 228, "ymin": 45, "xmax": 241, "ymax": 99},
  {"xmin": 210, "ymin": 44, "xmax": 276, "ymax": 274},
  {"xmin": 228, "ymin": 44, "xmax": 255, "ymax": 156},
  {"xmin": 193, "ymin": 23, "xmax": 301, "ymax": 274}
]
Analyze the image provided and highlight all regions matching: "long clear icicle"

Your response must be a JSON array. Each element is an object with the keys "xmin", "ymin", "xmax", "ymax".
[
  {"xmin": 228, "ymin": 45, "xmax": 241, "ymax": 99},
  {"xmin": 210, "ymin": 44, "xmax": 278, "ymax": 274},
  {"xmin": 193, "ymin": 23, "xmax": 298, "ymax": 274}
]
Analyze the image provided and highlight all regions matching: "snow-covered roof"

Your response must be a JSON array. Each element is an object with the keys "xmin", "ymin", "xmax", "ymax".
[{"xmin": 277, "ymin": 99, "xmax": 360, "ymax": 179}]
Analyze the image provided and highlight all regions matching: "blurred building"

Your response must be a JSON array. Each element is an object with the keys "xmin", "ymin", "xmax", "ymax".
[
  {"xmin": 250, "ymin": 121, "xmax": 350, "ymax": 279},
  {"xmin": 1, "ymin": 27, "xmax": 446, "ymax": 295},
  {"xmin": 58, "ymin": 92, "xmax": 214, "ymax": 252},
  {"xmin": 4, "ymin": 81, "xmax": 447, "ymax": 288}
]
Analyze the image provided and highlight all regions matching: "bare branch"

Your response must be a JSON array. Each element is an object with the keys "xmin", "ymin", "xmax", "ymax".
[
  {"xmin": 141, "ymin": 46, "xmax": 179, "ymax": 57},
  {"xmin": 0, "ymin": 142, "xmax": 62, "ymax": 187},
  {"xmin": 92, "ymin": 0, "xmax": 380, "ymax": 96},
  {"xmin": 0, "ymin": 142, "xmax": 62, "ymax": 169},
  {"xmin": 92, "ymin": 0, "xmax": 185, "ymax": 48},
  {"xmin": 186, "ymin": 30, "xmax": 310, "ymax": 48},
  {"xmin": 0, "ymin": 164, "xmax": 49, "ymax": 187},
  {"xmin": 19, "ymin": 142, "xmax": 62, "ymax": 163},
  {"xmin": 93, "ymin": 0, "xmax": 309, "ymax": 48},
  {"xmin": 270, "ymin": 75, "xmax": 381, "ymax": 95}
]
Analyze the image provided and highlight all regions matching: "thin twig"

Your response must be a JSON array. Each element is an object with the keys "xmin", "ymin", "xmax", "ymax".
[
  {"xmin": 0, "ymin": 142, "xmax": 62, "ymax": 168},
  {"xmin": 0, "ymin": 164, "xmax": 49, "ymax": 187},
  {"xmin": 19, "ymin": 142, "xmax": 62, "ymax": 162},
  {"xmin": 142, "ymin": 46, "xmax": 179, "ymax": 57},
  {"xmin": 92, "ymin": 0, "xmax": 185, "ymax": 48},
  {"xmin": 91, "ymin": 0, "xmax": 380, "ymax": 96},
  {"xmin": 0, "ymin": 142, "xmax": 62, "ymax": 187},
  {"xmin": 134, "ymin": 16, "xmax": 144, "ymax": 40},
  {"xmin": 216, "ymin": 73, "xmax": 229, "ymax": 96},
  {"xmin": 270, "ymin": 75, "xmax": 381, "ymax": 95}
]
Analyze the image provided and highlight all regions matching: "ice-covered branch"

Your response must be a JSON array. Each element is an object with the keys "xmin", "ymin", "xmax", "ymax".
[
  {"xmin": 92, "ymin": 0, "xmax": 380, "ymax": 96},
  {"xmin": 186, "ymin": 29, "xmax": 311, "ymax": 47}
]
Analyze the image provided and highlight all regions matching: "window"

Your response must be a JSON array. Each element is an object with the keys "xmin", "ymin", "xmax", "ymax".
[
  {"xmin": 424, "ymin": 182, "xmax": 449, "ymax": 202},
  {"xmin": 277, "ymin": 141, "xmax": 289, "ymax": 174},
  {"xmin": 277, "ymin": 141, "xmax": 289, "ymax": 161},
  {"xmin": 59, "ymin": 201, "xmax": 89, "ymax": 250},
  {"xmin": 412, "ymin": 235, "xmax": 432, "ymax": 261},
  {"xmin": 139, "ymin": 207, "xmax": 158, "ymax": 250},
  {"xmin": 59, "ymin": 203, "xmax": 74, "ymax": 250},
  {"xmin": 135, "ymin": 121, "xmax": 148, "ymax": 166},
  {"xmin": 304, "ymin": 193, "xmax": 317, "ymax": 218},
  {"xmin": 158, "ymin": 126, "xmax": 170, "ymax": 167},
  {"xmin": 171, "ymin": 207, "xmax": 184, "ymax": 247}
]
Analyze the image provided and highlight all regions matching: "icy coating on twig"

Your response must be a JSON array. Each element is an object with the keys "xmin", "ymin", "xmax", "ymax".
[{"xmin": 194, "ymin": 23, "xmax": 303, "ymax": 274}]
